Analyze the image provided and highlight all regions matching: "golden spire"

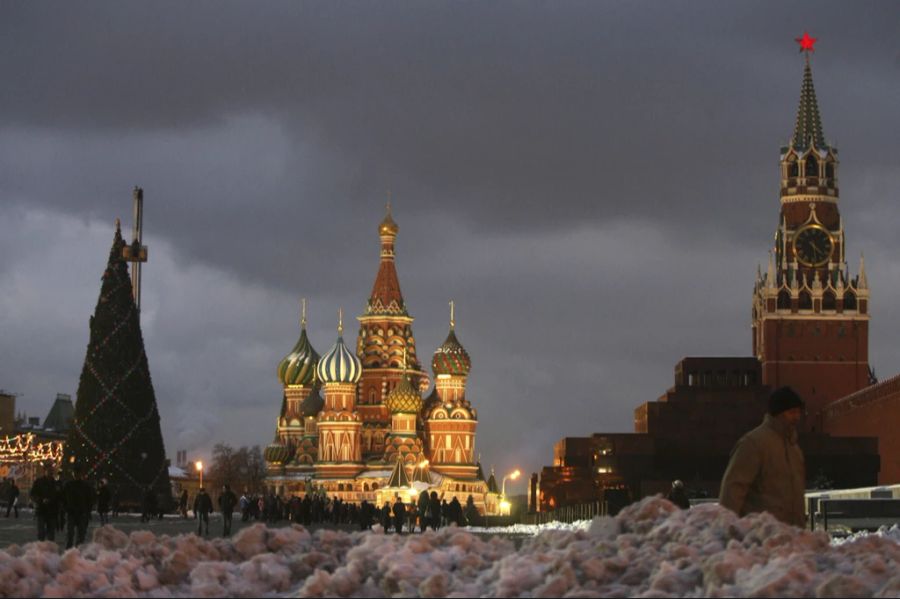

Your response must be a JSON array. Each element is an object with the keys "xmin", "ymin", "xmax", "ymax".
[
  {"xmin": 449, "ymin": 300, "xmax": 455, "ymax": 330},
  {"xmin": 338, "ymin": 307, "xmax": 343, "ymax": 336},
  {"xmin": 301, "ymin": 297, "xmax": 307, "ymax": 329}
]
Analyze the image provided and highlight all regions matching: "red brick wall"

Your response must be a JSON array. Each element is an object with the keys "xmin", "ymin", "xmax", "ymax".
[{"xmin": 823, "ymin": 375, "xmax": 900, "ymax": 485}]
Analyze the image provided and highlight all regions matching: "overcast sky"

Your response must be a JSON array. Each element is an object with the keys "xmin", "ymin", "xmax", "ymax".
[{"xmin": 2, "ymin": 2, "xmax": 899, "ymax": 493}]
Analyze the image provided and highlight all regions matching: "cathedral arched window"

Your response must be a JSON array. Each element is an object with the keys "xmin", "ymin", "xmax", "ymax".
[
  {"xmin": 777, "ymin": 290, "xmax": 791, "ymax": 310},
  {"xmin": 825, "ymin": 162, "xmax": 835, "ymax": 181},
  {"xmin": 843, "ymin": 291, "xmax": 857, "ymax": 311},
  {"xmin": 804, "ymin": 154, "xmax": 818, "ymax": 178},
  {"xmin": 823, "ymin": 290, "xmax": 836, "ymax": 311},
  {"xmin": 799, "ymin": 290, "xmax": 812, "ymax": 310}
]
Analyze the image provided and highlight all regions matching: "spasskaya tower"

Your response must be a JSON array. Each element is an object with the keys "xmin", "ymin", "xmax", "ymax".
[{"xmin": 752, "ymin": 35, "xmax": 871, "ymax": 430}]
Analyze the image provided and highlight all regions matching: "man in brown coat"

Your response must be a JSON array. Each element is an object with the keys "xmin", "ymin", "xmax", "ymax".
[{"xmin": 719, "ymin": 387, "xmax": 806, "ymax": 527}]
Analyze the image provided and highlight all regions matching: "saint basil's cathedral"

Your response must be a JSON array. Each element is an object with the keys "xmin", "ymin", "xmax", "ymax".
[{"xmin": 263, "ymin": 209, "xmax": 499, "ymax": 513}]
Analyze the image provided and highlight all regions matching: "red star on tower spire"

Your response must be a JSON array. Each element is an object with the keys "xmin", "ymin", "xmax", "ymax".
[{"xmin": 795, "ymin": 31, "xmax": 817, "ymax": 53}]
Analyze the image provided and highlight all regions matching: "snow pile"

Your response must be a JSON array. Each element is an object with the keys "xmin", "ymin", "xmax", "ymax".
[
  {"xmin": 0, "ymin": 497, "xmax": 897, "ymax": 597},
  {"xmin": 465, "ymin": 520, "xmax": 591, "ymax": 535}
]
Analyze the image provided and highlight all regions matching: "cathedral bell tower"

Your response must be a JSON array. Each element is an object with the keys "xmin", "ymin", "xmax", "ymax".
[
  {"xmin": 356, "ymin": 204, "xmax": 428, "ymax": 461},
  {"xmin": 752, "ymin": 36, "xmax": 870, "ymax": 430}
]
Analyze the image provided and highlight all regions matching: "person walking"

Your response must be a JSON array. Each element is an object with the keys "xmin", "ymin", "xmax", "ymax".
[
  {"xmin": 719, "ymin": 386, "xmax": 807, "ymax": 527},
  {"xmin": 193, "ymin": 487, "xmax": 213, "ymax": 536},
  {"xmin": 30, "ymin": 466, "xmax": 59, "ymax": 542},
  {"xmin": 417, "ymin": 490, "xmax": 430, "ymax": 533},
  {"xmin": 429, "ymin": 492, "xmax": 442, "ymax": 531},
  {"xmin": 392, "ymin": 495, "xmax": 406, "ymax": 535},
  {"xmin": 5, "ymin": 480, "xmax": 19, "ymax": 518},
  {"xmin": 464, "ymin": 495, "xmax": 478, "ymax": 527},
  {"xmin": 219, "ymin": 484, "xmax": 238, "ymax": 536},
  {"xmin": 96, "ymin": 479, "xmax": 112, "ymax": 524},
  {"xmin": 380, "ymin": 502, "xmax": 391, "ymax": 531},
  {"xmin": 666, "ymin": 480, "xmax": 691, "ymax": 510},
  {"xmin": 179, "ymin": 489, "xmax": 189, "ymax": 519},
  {"xmin": 140, "ymin": 486, "xmax": 157, "ymax": 523},
  {"xmin": 62, "ymin": 468, "xmax": 94, "ymax": 549}
]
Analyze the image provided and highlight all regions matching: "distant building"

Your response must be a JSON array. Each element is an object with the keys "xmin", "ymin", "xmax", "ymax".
[
  {"xmin": 15, "ymin": 393, "xmax": 74, "ymax": 441},
  {"xmin": 537, "ymin": 358, "xmax": 879, "ymax": 512}
]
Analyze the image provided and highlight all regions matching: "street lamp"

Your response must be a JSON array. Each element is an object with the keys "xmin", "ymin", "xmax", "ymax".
[
  {"xmin": 499, "ymin": 469, "xmax": 520, "ymax": 517},
  {"xmin": 195, "ymin": 460, "xmax": 203, "ymax": 488},
  {"xmin": 501, "ymin": 469, "xmax": 520, "ymax": 497}
]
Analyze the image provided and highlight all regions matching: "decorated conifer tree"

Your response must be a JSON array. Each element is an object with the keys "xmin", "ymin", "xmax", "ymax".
[{"xmin": 63, "ymin": 221, "xmax": 170, "ymax": 506}]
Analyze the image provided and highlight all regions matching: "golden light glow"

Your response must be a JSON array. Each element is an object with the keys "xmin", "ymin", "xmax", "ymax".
[
  {"xmin": 419, "ymin": 459, "xmax": 429, "ymax": 468},
  {"xmin": 499, "ymin": 499, "xmax": 511, "ymax": 515},
  {"xmin": 0, "ymin": 434, "xmax": 64, "ymax": 465},
  {"xmin": 195, "ymin": 460, "xmax": 203, "ymax": 472},
  {"xmin": 510, "ymin": 469, "xmax": 521, "ymax": 480}
]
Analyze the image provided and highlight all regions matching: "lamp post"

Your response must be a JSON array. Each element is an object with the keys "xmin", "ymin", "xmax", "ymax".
[
  {"xmin": 499, "ymin": 469, "xmax": 521, "ymax": 517},
  {"xmin": 501, "ymin": 469, "xmax": 520, "ymax": 497},
  {"xmin": 195, "ymin": 460, "xmax": 203, "ymax": 488}
]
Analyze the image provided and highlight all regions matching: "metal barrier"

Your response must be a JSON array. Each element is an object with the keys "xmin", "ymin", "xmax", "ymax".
[{"xmin": 523, "ymin": 500, "xmax": 607, "ymax": 525}]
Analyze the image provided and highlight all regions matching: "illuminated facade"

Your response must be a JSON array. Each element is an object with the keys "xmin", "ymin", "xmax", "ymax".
[{"xmin": 265, "ymin": 207, "xmax": 492, "ymax": 512}]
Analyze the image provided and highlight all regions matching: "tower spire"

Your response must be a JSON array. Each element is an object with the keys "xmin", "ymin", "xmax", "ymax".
[
  {"xmin": 792, "ymin": 35, "xmax": 827, "ymax": 150},
  {"xmin": 858, "ymin": 253, "xmax": 868, "ymax": 290},
  {"xmin": 368, "ymin": 204, "xmax": 406, "ymax": 315},
  {"xmin": 301, "ymin": 298, "xmax": 307, "ymax": 329},
  {"xmin": 338, "ymin": 307, "xmax": 343, "ymax": 336},
  {"xmin": 449, "ymin": 300, "xmax": 455, "ymax": 330}
]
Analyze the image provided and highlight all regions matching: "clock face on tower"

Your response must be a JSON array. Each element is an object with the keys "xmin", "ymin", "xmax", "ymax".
[{"xmin": 793, "ymin": 225, "xmax": 834, "ymax": 267}]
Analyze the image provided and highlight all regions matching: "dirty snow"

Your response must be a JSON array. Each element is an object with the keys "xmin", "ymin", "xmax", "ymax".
[{"xmin": 0, "ymin": 496, "xmax": 897, "ymax": 597}]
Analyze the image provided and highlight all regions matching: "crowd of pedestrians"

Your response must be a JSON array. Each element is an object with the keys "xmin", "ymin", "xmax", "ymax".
[{"xmin": 3, "ymin": 468, "xmax": 488, "ymax": 545}]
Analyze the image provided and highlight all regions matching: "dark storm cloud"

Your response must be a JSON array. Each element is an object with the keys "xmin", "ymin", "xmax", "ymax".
[{"xmin": 2, "ymin": 1, "xmax": 899, "ymax": 479}]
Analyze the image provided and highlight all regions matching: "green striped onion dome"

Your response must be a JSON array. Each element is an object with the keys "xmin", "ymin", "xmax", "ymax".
[
  {"xmin": 431, "ymin": 329, "xmax": 471, "ymax": 376},
  {"xmin": 277, "ymin": 327, "xmax": 320, "ymax": 387},
  {"xmin": 317, "ymin": 334, "xmax": 362, "ymax": 384},
  {"xmin": 384, "ymin": 373, "xmax": 422, "ymax": 413},
  {"xmin": 264, "ymin": 442, "xmax": 292, "ymax": 465}
]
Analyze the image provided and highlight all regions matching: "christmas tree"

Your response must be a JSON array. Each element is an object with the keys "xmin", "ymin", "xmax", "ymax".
[{"xmin": 63, "ymin": 221, "xmax": 170, "ymax": 505}]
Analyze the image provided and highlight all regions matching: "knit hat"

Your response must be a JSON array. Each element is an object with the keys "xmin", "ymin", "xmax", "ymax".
[{"xmin": 768, "ymin": 386, "xmax": 805, "ymax": 416}]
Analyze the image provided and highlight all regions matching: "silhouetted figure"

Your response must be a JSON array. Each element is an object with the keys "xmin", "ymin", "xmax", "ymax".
[
  {"xmin": 31, "ymin": 466, "xmax": 59, "ymax": 542},
  {"xmin": 219, "ymin": 484, "xmax": 237, "ymax": 536},
  {"xmin": 96, "ymin": 479, "xmax": 111, "ymax": 524},
  {"xmin": 179, "ymin": 489, "xmax": 189, "ymax": 519},
  {"xmin": 429, "ymin": 492, "xmax": 441, "ymax": 531},
  {"xmin": 5, "ymin": 480, "xmax": 19, "ymax": 518},
  {"xmin": 193, "ymin": 488, "xmax": 213, "ymax": 536},
  {"xmin": 392, "ymin": 495, "xmax": 406, "ymax": 534},
  {"xmin": 667, "ymin": 480, "xmax": 691, "ymax": 510},
  {"xmin": 62, "ymin": 468, "xmax": 94, "ymax": 548}
]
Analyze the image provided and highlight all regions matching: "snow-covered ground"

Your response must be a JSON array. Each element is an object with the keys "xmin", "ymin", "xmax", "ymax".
[{"xmin": 0, "ymin": 496, "xmax": 898, "ymax": 597}]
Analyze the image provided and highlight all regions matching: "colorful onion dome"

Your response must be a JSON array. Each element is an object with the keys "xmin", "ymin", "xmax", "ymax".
[
  {"xmin": 300, "ymin": 387, "xmax": 324, "ymax": 418},
  {"xmin": 316, "ymin": 311, "xmax": 362, "ymax": 384},
  {"xmin": 277, "ymin": 327, "xmax": 319, "ymax": 387},
  {"xmin": 432, "ymin": 328, "xmax": 471, "ymax": 377},
  {"xmin": 264, "ymin": 441, "xmax": 292, "ymax": 465},
  {"xmin": 277, "ymin": 300, "xmax": 319, "ymax": 387},
  {"xmin": 379, "ymin": 203, "xmax": 399, "ymax": 237},
  {"xmin": 384, "ymin": 372, "xmax": 423, "ymax": 413}
]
